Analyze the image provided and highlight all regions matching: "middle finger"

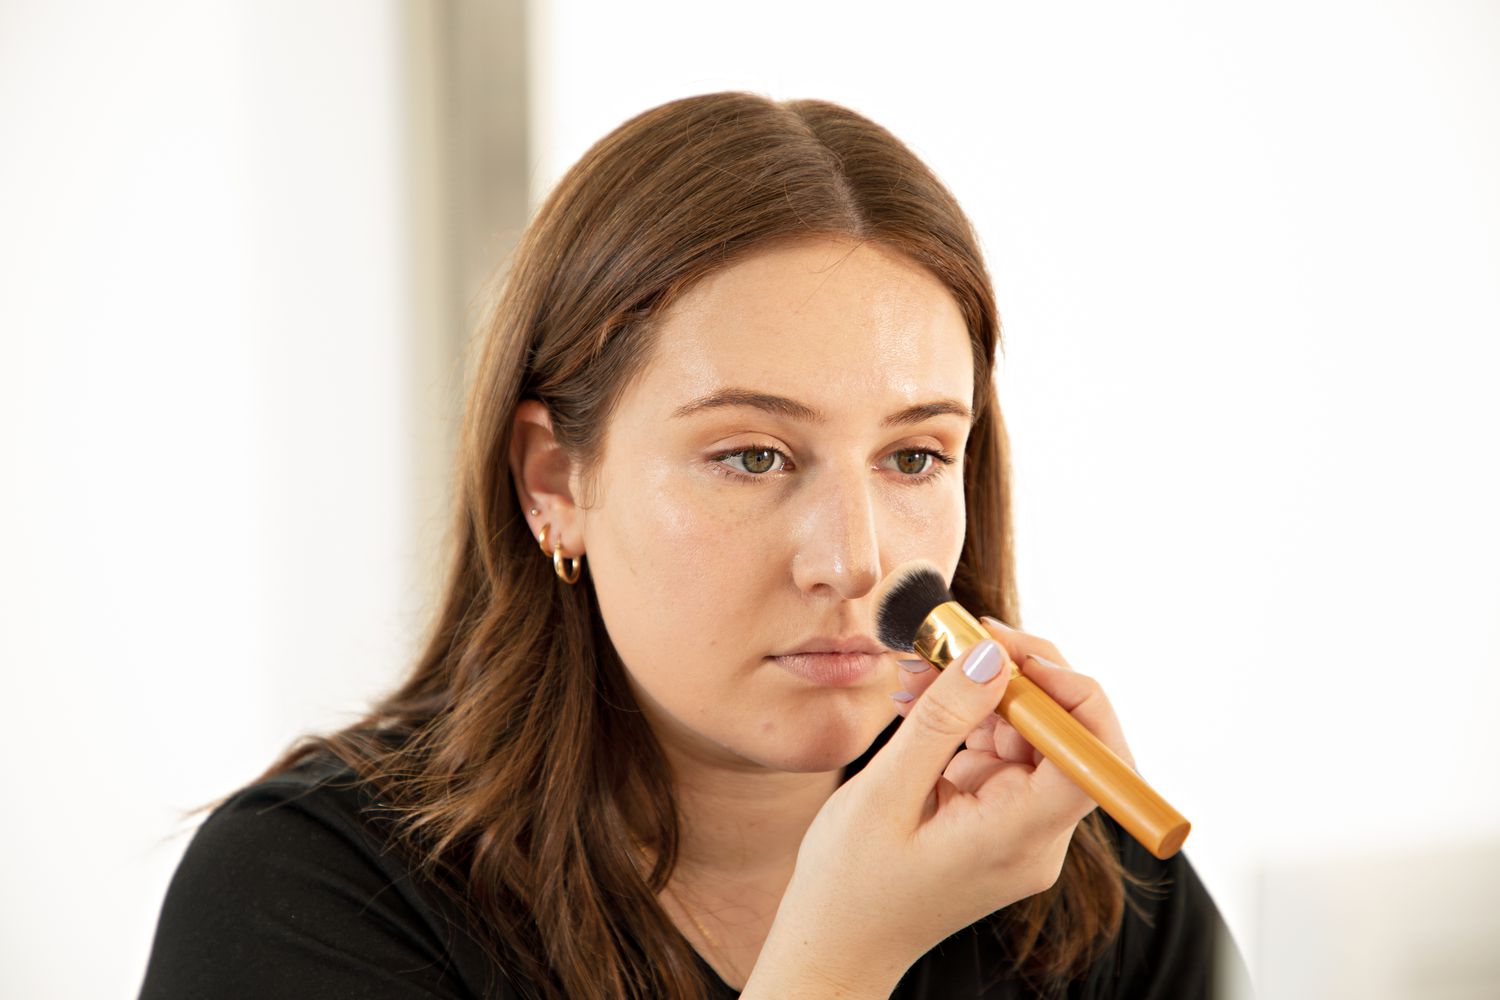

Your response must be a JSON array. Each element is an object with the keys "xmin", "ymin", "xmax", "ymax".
[{"xmin": 891, "ymin": 656, "xmax": 938, "ymax": 716}]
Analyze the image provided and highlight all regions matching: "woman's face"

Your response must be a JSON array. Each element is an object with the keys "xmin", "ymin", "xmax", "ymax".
[{"xmin": 580, "ymin": 238, "xmax": 976, "ymax": 774}]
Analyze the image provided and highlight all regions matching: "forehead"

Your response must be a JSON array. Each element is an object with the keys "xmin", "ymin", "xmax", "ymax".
[{"xmin": 627, "ymin": 239, "xmax": 974, "ymax": 420}]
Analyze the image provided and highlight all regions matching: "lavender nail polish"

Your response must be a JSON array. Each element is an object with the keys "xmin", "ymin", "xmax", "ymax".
[
  {"xmin": 890, "ymin": 689, "xmax": 915, "ymax": 703},
  {"xmin": 898, "ymin": 658, "xmax": 931, "ymax": 673},
  {"xmin": 962, "ymin": 640, "xmax": 1003, "ymax": 683},
  {"xmin": 980, "ymin": 615, "xmax": 1015, "ymax": 632}
]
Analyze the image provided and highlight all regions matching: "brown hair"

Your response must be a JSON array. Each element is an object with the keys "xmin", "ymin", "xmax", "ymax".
[{"xmin": 247, "ymin": 91, "xmax": 1151, "ymax": 1000}]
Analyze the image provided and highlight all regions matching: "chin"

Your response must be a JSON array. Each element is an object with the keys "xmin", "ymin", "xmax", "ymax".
[{"xmin": 742, "ymin": 700, "xmax": 893, "ymax": 773}]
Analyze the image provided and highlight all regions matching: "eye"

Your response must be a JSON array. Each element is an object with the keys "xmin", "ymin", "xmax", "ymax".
[
  {"xmin": 891, "ymin": 450, "xmax": 933, "ymax": 475},
  {"xmin": 709, "ymin": 444, "xmax": 956, "ymax": 484},
  {"xmin": 884, "ymin": 448, "xmax": 957, "ymax": 484},
  {"xmin": 713, "ymin": 445, "xmax": 790, "ymax": 477}
]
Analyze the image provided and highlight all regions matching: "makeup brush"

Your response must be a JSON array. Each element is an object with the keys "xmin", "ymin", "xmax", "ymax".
[{"xmin": 874, "ymin": 560, "xmax": 1191, "ymax": 860}]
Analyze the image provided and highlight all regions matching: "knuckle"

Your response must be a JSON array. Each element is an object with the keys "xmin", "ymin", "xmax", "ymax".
[
  {"xmin": 1082, "ymin": 675, "xmax": 1114, "ymax": 709},
  {"xmin": 1034, "ymin": 855, "xmax": 1067, "ymax": 894},
  {"xmin": 1000, "ymin": 856, "xmax": 1058, "ymax": 900},
  {"xmin": 1019, "ymin": 841, "xmax": 1070, "ymax": 895},
  {"xmin": 909, "ymin": 693, "xmax": 973, "ymax": 739}
]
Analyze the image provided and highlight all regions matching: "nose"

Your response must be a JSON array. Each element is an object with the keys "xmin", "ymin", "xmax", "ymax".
[{"xmin": 789, "ymin": 462, "xmax": 882, "ymax": 600}]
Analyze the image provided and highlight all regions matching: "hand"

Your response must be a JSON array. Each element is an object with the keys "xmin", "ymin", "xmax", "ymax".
[
  {"xmin": 893, "ymin": 618, "xmax": 1136, "ymax": 775},
  {"xmin": 748, "ymin": 618, "xmax": 1135, "ymax": 996}
]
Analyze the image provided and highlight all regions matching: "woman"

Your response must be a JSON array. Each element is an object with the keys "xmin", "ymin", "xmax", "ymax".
[{"xmin": 139, "ymin": 92, "xmax": 1250, "ymax": 999}]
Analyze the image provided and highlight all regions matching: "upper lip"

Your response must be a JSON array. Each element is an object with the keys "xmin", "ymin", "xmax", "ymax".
[{"xmin": 774, "ymin": 635, "xmax": 889, "ymax": 656}]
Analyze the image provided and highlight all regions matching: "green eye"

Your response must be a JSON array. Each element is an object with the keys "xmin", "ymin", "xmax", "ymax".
[
  {"xmin": 893, "ymin": 450, "xmax": 932, "ymax": 475},
  {"xmin": 710, "ymin": 444, "xmax": 954, "ymax": 484},
  {"xmin": 715, "ymin": 446, "xmax": 786, "ymax": 476},
  {"xmin": 741, "ymin": 448, "xmax": 776, "ymax": 474}
]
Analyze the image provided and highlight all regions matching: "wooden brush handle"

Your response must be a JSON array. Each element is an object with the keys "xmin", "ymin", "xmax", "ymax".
[{"xmin": 998, "ymin": 672, "xmax": 1191, "ymax": 860}]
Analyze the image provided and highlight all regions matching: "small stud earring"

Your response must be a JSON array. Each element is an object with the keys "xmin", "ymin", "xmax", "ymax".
[{"xmin": 529, "ymin": 508, "xmax": 539, "ymax": 516}]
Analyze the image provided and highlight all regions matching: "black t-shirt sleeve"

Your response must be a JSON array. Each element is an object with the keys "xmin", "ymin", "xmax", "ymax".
[{"xmin": 138, "ymin": 772, "xmax": 485, "ymax": 1000}]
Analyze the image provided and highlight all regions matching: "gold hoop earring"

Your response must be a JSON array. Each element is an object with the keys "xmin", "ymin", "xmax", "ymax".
[
  {"xmin": 537, "ymin": 522, "xmax": 582, "ymax": 583},
  {"xmin": 553, "ymin": 541, "xmax": 582, "ymax": 584}
]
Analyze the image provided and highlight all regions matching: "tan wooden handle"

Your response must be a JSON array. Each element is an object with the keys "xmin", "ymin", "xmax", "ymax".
[{"xmin": 998, "ymin": 672, "xmax": 1191, "ymax": 860}]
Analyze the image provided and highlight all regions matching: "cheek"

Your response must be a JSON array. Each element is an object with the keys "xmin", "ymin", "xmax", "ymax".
[
  {"xmin": 586, "ymin": 462, "xmax": 765, "ymax": 688},
  {"xmin": 611, "ymin": 465, "xmax": 758, "ymax": 593},
  {"xmin": 882, "ymin": 477, "xmax": 968, "ymax": 569}
]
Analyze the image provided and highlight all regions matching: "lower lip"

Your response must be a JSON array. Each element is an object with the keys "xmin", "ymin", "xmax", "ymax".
[{"xmin": 770, "ymin": 652, "xmax": 882, "ymax": 687}]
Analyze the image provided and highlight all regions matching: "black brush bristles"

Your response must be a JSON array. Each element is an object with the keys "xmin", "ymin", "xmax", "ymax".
[{"xmin": 874, "ymin": 560, "xmax": 954, "ymax": 652}]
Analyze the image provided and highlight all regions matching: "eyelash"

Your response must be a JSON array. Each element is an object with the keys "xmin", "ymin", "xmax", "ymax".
[{"xmin": 707, "ymin": 443, "xmax": 957, "ymax": 485}]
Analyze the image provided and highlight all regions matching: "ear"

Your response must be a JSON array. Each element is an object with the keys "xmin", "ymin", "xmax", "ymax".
[{"xmin": 509, "ymin": 400, "xmax": 585, "ymax": 557}]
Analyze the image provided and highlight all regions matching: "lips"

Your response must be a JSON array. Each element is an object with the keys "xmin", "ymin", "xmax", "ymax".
[
  {"xmin": 769, "ymin": 651, "xmax": 884, "ymax": 687},
  {"xmin": 774, "ymin": 635, "xmax": 888, "ymax": 657}
]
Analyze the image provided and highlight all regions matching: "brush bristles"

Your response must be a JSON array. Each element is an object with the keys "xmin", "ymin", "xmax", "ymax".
[{"xmin": 874, "ymin": 560, "xmax": 953, "ymax": 652}]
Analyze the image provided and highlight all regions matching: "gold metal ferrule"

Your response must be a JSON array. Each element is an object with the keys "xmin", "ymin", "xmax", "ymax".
[{"xmin": 913, "ymin": 600, "xmax": 1012, "ymax": 675}]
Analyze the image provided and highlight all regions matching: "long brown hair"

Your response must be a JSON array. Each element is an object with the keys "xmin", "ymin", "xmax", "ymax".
[{"xmin": 247, "ymin": 91, "xmax": 1148, "ymax": 999}]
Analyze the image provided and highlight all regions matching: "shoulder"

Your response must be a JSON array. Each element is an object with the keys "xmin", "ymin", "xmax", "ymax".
[
  {"xmin": 162, "ymin": 751, "xmax": 408, "ymax": 924},
  {"xmin": 1080, "ymin": 810, "xmax": 1254, "ymax": 999},
  {"xmin": 139, "ymin": 751, "xmax": 515, "ymax": 1000},
  {"xmin": 187, "ymin": 751, "xmax": 403, "ymax": 879}
]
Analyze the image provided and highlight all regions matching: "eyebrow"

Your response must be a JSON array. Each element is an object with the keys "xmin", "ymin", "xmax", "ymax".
[{"xmin": 670, "ymin": 387, "xmax": 974, "ymax": 427}]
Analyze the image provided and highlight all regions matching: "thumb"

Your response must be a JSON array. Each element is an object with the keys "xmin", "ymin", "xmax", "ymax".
[{"xmin": 866, "ymin": 639, "xmax": 1012, "ymax": 812}]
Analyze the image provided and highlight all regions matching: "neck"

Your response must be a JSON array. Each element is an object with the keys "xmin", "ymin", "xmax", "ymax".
[
  {"xmin": 630, "ymin": 691, "xmax": 847, "ymax": 878},
  {"xmin": 631, "ymin": 719, "xmax": 852, "ymax": 991},
  {"xmin": 646, "ymin": 739, "xmax": 841, "ymax": 991},
  {"xmin": 668, "ymin": 756, "xmax": 842, "ymax": 879}
]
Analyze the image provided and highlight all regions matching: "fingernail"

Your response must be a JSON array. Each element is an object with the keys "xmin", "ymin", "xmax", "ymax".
[
  {"xmin": 1026, "ymin": 653, "xmax": 1062, "ymax": 670},
  {"xmin": 980, "ymin": 615, "xmax": 1015, "ymax": 631},
  {"xmin": 962, "ymin": 640, "xmax": 1003, "ymax": 683},
  {"xmin": 898, "ymin": 658, "xmax": 930, "ymax": 673},
  {"xmin": 889, "ymin": 689, "xmax": 915, "ymax": 703}
]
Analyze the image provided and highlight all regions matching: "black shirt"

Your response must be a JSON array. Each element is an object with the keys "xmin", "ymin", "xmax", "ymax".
[{"xmin": 139, "ymin": 720, "xmax": 1253, "ymax": 998}]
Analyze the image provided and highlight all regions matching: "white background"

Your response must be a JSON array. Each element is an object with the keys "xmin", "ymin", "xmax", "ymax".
[{"xmin": 3, "ymin": 1, "xmax": 1497, "ymax": 997}]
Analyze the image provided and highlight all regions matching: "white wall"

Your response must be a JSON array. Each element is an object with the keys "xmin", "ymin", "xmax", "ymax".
[
  {"xmin": 532, "ymin": 0, "xmax": 1500, "ymax": 981},
  {"xmin": 1, "ymin": 3, "xmax": 436, "ymax": 997}
]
